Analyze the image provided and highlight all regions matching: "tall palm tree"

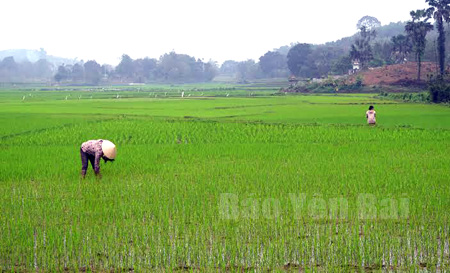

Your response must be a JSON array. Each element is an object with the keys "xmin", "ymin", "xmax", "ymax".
[
  {"xmin": 405, "ymin": 10, "xmax": 434, "ymax": 81},
  {"xmin": 426, "ymin": 0, "xmax": 450, "ymax": 76},
  {"xmin": 350, "ymin": 26, "xmax": 376, "ymax": 70},
  {"xmin": 391, "ymin": 34, "xmax": 413, "ymax": 64}
]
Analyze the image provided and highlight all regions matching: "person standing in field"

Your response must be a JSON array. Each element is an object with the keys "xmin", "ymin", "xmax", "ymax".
[
  {"xmin": 366, "ymin": 105, "xmax": 376, "ymax": 125},
  {"xmin": 80, "ymin": 139, "xmax": 116, "ymax": 178}
]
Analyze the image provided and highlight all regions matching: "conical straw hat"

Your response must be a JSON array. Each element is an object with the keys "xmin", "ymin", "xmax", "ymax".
[{"xmin": 102, "ymin": 140, "xmax": 116, "ymax": 159}]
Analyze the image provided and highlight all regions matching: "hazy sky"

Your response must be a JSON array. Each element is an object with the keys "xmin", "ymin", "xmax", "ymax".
[{"xmin": 2, "ymin": 0, "xmax": 429, "ymax": 65}]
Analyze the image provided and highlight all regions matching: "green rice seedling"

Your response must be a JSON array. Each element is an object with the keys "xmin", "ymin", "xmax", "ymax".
[{"xmin": 0, "ymin": 86, "xmax": 449, "ymax": 271}]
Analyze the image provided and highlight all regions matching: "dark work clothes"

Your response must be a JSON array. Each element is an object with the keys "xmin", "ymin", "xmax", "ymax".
[{"xmin": 80, "ymin": 139, "xmax": 104, "ymax": 175}]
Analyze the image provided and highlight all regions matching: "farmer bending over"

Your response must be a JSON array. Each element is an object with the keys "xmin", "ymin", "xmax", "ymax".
[{"xmin": 80, "ymin": 139, "xmax": 116, "ymax": 178}]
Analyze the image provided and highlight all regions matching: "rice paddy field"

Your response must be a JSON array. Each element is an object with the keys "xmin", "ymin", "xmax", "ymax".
[{"xmin": 1, "ymin": 84, "xmax": 450, "ymax": 272}]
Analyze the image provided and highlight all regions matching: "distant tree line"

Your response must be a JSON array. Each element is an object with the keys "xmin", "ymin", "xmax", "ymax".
[
  {"xmin": 0, "ymin": 52, "xmax": 218, "ymax": 85},
  {"xmin": 53, "ymin": 61, "xmax": 110, "ymax": 85},
  {"xmin": 218, "ymin": 21, "xmax": 439, "ymax": 81},
  {"xmin": 0, "ymin": 57, "xmax": 53, "ymax": 82},
  {"xmin": 222, "ymin": 13, "xmax": 447, "ymax": 82},
  {"xmin": 53, "ymin": 52, "xmax": 218, "ymax": 84},
  {"xmin": 219, "ymin": 59, "xmax": 267, "ymax": 83}
]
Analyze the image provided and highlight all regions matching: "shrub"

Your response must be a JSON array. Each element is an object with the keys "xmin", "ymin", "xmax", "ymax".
[
  {"xmin": 429, "ymin": 76, "xmax": 450, "ymax": 103},
  {"xmin": 377, "ymin": 91, "xmax": 430, "ymax": 102}
]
